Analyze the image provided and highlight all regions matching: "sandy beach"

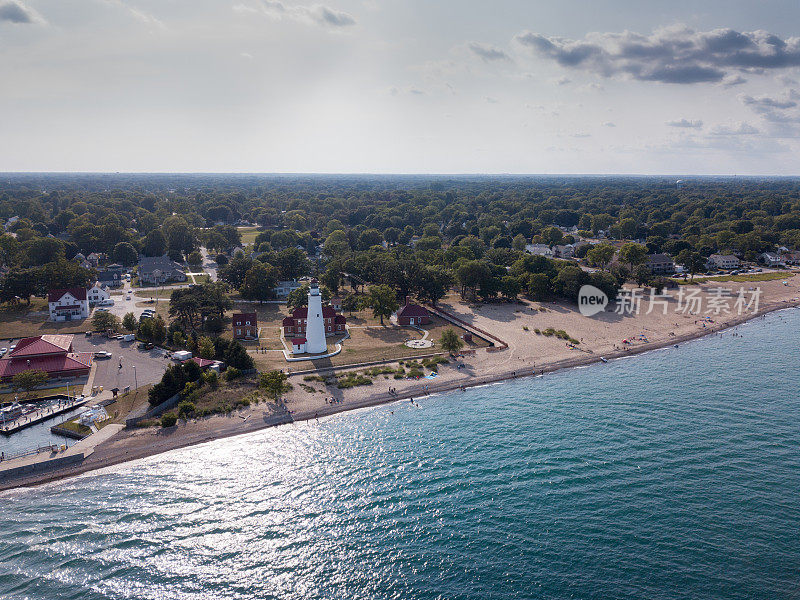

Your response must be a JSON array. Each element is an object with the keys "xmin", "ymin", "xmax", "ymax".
[{"xmin": 3, "ymin": 276, "xmax": 799, "ymax": 492}]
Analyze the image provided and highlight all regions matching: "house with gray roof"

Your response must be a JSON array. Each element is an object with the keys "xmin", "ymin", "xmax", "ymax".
[{"xmin": 138, "ymin": 255, "xmax": 187, "ymax": 285}]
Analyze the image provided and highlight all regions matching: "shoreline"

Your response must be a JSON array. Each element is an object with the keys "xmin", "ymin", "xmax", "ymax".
[{"xmin": 2, "ymin": 298, "xmax": 799, "ymax": 493}]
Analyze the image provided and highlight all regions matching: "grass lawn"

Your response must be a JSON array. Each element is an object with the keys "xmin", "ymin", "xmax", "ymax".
[
  {"xmin": 0, "ymin": 385, "xmax": 73, "ymax": 401},
  {"xmin": 250, "ymin": 311, "xmax": 487, "ymax": 372},
  {"xmin": 674, "ymin": 272, "xmax": 795, "ymax": 284},
  {"xmin": 0, "ymin": 298, "xmax": 89, "ymax": 340},
  {"xmin": 238, "ymin": 226, "xmax": 261, "ymax": 245}
]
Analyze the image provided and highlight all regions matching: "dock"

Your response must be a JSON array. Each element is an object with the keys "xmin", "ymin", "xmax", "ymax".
[{"xmin": 0, "ymin": 397, "xmax": 91, "ymax": 436}]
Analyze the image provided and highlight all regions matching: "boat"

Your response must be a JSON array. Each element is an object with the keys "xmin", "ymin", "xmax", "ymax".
[{"xmin": 0, "ymin": 402, "xmax": 24, "ymax": 423}]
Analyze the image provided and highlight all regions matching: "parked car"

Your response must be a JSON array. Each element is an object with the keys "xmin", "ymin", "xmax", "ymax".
[
  {"xmin": 85, "ymin": 331, "xmax": 93, "ymax": 337},
  {"xmin": 122, "ymin": 334, "xmax": 136, "ymax": 342},
  {"xmin": 101, "ymin": 299, "xmax": 115, "ymax": 306},
  {"xmin": 93, "ymin": 351, "xmax": 112, "ymax": 359},
  {"xmin": 137, "ymin": 342, "xmax": 154, "ymax": 350},
  {"xmin": 0, "ymin": 348, "xmax": 7, "ymax": 355},
  {"xmin": 9, "ymin": 345, "xmax": 16, "ymax": 352},
  {"xmin": 96, "ymin": 308, "xmax": 109, "ymax": 312}
]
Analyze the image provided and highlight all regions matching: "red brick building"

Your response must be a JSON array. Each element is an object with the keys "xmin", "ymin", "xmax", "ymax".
[
  {"xmin": 396, "ymin": 297, "xmax": 430, "ymax": 326},
  {"xmin": 282, "ymin": 306, "xmax": 346, "ymax": 338},
  {"xmin": 0, "ymin": 335, "xmax": 92, "ymax": 382},
  {"xmin": 232, "ymin": 313, "xmax": 258, "ymax": 340}
]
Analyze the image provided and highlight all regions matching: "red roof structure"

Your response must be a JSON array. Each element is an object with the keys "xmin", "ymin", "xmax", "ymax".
[
  {"xmin": 291, "ymin": 337, "xmax": 307, "ymax": 344},
  {"xmin": 10, "ymin": 335, "xmax": 74, "ymax": 357},
  {"xmin": 397, "ymin": 296, "xmax": 430, "ymax": 326},
  {"xmin": 186, "ymin": 357, "xmax": 218, "ymax": 369},
  {"xmin": 291, "ymin": 306, "xmax": 337, "ymax": 319},
  {"xmin": 0, "ymin": 334, "xmax": 91, "ymax": 382},
  {"xmin": 47, "ymin": 287, "xmax": 87, "ymax": 303},
  {"xmin": 232, "ymin": 312, "xmax": 257, "ymax": 326}
]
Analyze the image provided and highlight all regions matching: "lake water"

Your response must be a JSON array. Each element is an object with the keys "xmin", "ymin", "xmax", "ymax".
[{"xmin": 1, "ymin": 309, "xmax": 799, "ymax": 600}]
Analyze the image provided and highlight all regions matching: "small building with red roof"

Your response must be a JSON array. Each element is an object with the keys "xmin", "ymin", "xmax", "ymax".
[
  {"xmin": 0, "ymin": 334, "xmax": 92, "ymax": 382},
  {"xmin": 48, "ymin": 287, "xmax": 89, "ymax": 321},
  {"xmin": 282, "ymin": 305, "xmax": 346, "ymax": 338},
  {"xmin": 291, "ymin": 337, "xmax": 307, "ymax": 354},
  {"xmin": 396, "ymin": 296, "xmax": 430, "ymax": 326},
  {"xmin": 232, "ymin": 312, "xmax": 258, "ymax": 340}
]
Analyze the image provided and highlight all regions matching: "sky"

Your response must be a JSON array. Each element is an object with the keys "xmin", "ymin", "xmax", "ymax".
[{"xmin": 2, "ymin": 0, "xmax": 800, "ymax": 174}]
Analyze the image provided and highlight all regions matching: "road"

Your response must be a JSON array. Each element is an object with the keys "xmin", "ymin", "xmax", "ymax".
[{"xmin": 200, "ymin": 247, "xmax": 218, "ymax": 282}]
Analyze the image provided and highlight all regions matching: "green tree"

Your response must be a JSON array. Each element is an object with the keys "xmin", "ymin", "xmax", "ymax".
[
  {"xmin": 92, "ymin": 310, "xmax": 120, "ymax": 332},
  {"xmin": 360, "ymin": 284, "xmax": 399, "ymax": 325},
  {"xmin": 287, "ymin": 283, "xmax": 331, "ymax": 309},
  {"xmin": 676, "ymin": 249, "xmax": 705, "ymax": 281},
  {"xmin": 439, "ymin": 328, "xmax": 464, "ymax": 354},
  {"xmin": 122, "ymin": 312, "xmax": 138, "ymax": 332},
  {"xmin": 12, "ymin": 369, "xmax": 48, "ymax": 394},
  {"xmin": 240, "ymin": 262, "xmax": 277, "ymax": 302},
  {"xmin": 143, "ymin": 229, "xmax": 167, "ymax": 257},
  {"xmin": 619, "ymin": 242, "xmax": 648, "ymax": 271},
  {"xmin": 187, "ymin": 251, "xmax": 203, "ymax": 267},
  {"xmin": 198, "ymin": 336, "xmax": 215, "ymax": 359},
  {"xmin": 113, "ymin": 241, "xmax": 138, "ymax": 267},
  {"xmin": 259, "ymin": 370, "xmax": 292, "ymax": 401},
  {"xmin": 586, "ymin": 243, "xmax": 616, "ymax": 269}
]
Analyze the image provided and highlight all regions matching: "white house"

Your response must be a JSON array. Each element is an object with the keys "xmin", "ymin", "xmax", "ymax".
[
  {"xmin": 759, "ymin": 252, "xmax": 783, "ymax": 267},
  {"xmin": 48, "ymin": 288, "xmax": 90, "ymax": 321},
  {"xmin": 291, "ymin": 337, "xmax": 307, "ymax": 354},
  {"xmin": 87, "ymin": 282, "xmax": 110, "ymax": 305},
  {"xmin": 707, "ymin": 254, "xmax": 740, "ymax": 270},
  {"xmin": 275, "ymin": 279, "xmax": 303, "ymax": 299},
  {"xmin": 525, "ymin": 244, "xmax": 554, "ymax": 257}
]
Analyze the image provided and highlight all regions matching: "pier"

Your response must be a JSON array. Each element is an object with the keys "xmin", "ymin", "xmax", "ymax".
[{"xmin": 0, "ymin": 396, "xmax": 90, "ymax": 436}]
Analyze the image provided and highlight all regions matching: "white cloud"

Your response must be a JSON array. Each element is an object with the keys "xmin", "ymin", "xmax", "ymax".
[
  {"xmin": 667, "ymin": 119, "xmax": 703, "ymax": 128},
  {"xmin": 467, "ymin": 42, "xmax": 510, "ymax": 62},
  {"xmin": 0, "ymin": 0, "xmax": 43, "ymax": 24},
  {"xmin": 516, "ymin": 25, "xmax": 800, "ymax": 84},
  {"xmin": 235, "ymin": 0, "xmax": 355, "ymax": 28}
]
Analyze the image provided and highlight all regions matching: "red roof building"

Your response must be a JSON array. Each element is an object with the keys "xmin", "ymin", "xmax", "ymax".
[
  {"xmin": 48, "ymin": 288, "xmax": 90, "ymax": 321},
  {"xmin": 232, "ymin": 312, "xmax": 258, "ymax": 340},
  {"xmin": 282, "ymin": 306, "xmax": 346, "ymax": 338},
  {"xmin": 396, "ymin": 297, "xmax": 430, "ymax": 326},
  {"xmin": 0, "ymin": 334, "xmax": 92, "ymax": 382}
]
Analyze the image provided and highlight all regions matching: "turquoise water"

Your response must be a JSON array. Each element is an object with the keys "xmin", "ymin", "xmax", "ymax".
[{"xmin": 1, "ymin": 310, "xmax": 800, "ymax": 600}]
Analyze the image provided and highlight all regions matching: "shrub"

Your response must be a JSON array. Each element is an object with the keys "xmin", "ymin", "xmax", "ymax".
[
  {"xmin": 407, "ymin": 368, "xmax": 424, "ymax": 379},
  {"xmin": 542, "ymin": 328, "xmax": 556, "ymax": 337},
  {"xmin": 177, "ymin": 401, "xmax": 196, "ymax": 419},
  {"xmin": 160, "ymin": 413, "xmax": 178, "ymax": 428},
  {"xmin": 225, "ymin": 367, "xmax": 241, "ymax": 381},
  {"xmin": 534, "ymin": 328, "xmax": 541, "ymax": 334},
  {"xmin": 202, "ymin": 370, "xmax": 219, "ymax": 388},
  {"xmin": 522, "ymin": 325, "xmax": 529, "ymax": 331}
]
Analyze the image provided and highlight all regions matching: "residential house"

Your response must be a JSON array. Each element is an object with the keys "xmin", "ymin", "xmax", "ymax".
[
  {"xmin": 97, "ymin": 264, "xmax": 125, "ymax": 288},
  {"xmin": 781, "ymin": 250, "xmax": 800, "ymax": 265},
  {"xmin": 330, "ymin": 297, "xmax": 343, "ymax": 311},
  {"xmin": 282, "ymin": 306, "xmax": 346, "ymax": 338},
  {"xmin": 553, "ymin": 244, "xmax": 575, "ymax": 259},
  {"xmin": 396, "ymin": 297, "xmax": 430, "ymax": 326},
  {"xmin": 647, "ymin": 253, "xmax": 676, "ymax": 275},
  {"xmin": 759, "ymin": 252, "xmax": 783, "ymax": 267},
  {"xmin": 86, "ymin": 252, "xmax": 105, "ymax": 267},
  {"xmin": 232, "ymin": 312, "xmax": 258, "ymax": 340},
  {"xmin": 275, "ymin": 279, "xmax": 302, "ymax": 300},
  {"xmin": 138, "ymin": 255, "xmax": 187, "ymax": 285},
  {"xmin": 707, "ymin": 254, "xmax": 740, "ymax": 270},
  {"xmin": 0, "ymin": 334, "xmax": 92, "ymax": 382},
  {"xmin": 87, "ymin": 282, "xmax": 110, "ymax": 305},
  {"xmin": 525, "ymin": 244, "xmax": 554, "ymax": 257},
  {"xmin": 48, "ymin": 288, "xmax": 89, "ymax": 321}
]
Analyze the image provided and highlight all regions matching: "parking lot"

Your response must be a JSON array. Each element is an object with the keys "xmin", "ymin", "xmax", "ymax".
[{"xmin": 72, "ymin": 335, "xmax": 172, "ymax": 393}]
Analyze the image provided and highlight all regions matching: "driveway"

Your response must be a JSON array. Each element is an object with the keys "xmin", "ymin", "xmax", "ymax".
[
  {"xmin": 200, "ymin": 247, "xmax": 218, "ymax": 282},
  {"xmin": 72, "ymin": 336, "xmax": 172, "ymax": 392}
]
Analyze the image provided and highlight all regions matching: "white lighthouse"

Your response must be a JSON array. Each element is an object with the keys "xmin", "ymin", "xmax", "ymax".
[{"xmin": 304, "ymin": 280, "xmax": 327, "ymax": 354}]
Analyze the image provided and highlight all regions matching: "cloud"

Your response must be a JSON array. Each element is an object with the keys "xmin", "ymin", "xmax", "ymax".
[
  {"xmin": 515, "ymin": 25, "xmax": 800, "ymax": 84},
  {"xmin": 553, "ymin": 76, "xmax": 571, "ymax": 85},
  {"xmin": 467, "ymin": 42, "xmax": 510, "ymax": 62},
  {"xmin": 721, "ymin": 74, "xmax": 747, "ymax": 86},
  {"xmin": 667, "ymin": 118, "xmax": 703, "ymax": 128},
  {"xmin": 235, "ymin": 0, "xmax": 355, "ymax": 28},
  {"xmin": 485, "ymin": 96, "xmax": 499, "ymax": 104},
  {"xmin": 709, "ymin": 122, "xmax": 759, "ymax": 135},
  {"xmin": 0, "ymin": 0, "xmax": 41, "ymax": 24},
  {"xmin": 741, "ymin": 89, "xmax": 800, "ymax": 123},
  {"xmin": 603, "ymin": 122, "xmax": 616, "ymax": 127},
  {"xmin": 103, "ymin": 0, "xmax": 164, "ymax": 29}
]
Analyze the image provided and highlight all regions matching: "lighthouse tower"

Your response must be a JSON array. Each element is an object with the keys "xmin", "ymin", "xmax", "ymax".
[{"xmin": 304, "ymin": 280, "xmax": 327, "ymax": 354}]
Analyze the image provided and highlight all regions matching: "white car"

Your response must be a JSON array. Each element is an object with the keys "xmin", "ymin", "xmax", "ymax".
[
  {"xmin": 101, "ymin": 299, "xmax": 115, "ymax": 306},
  {"xmin": 9, "ymin": 344, "xmax": 16, "ymax": 352},
  {"xmin": 93, "ymin": 351, "xmax": 112, "ymax": 359},
  {"xmin": 0, "ymin": 348, "xmax": 7, "ymax": 355}
]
